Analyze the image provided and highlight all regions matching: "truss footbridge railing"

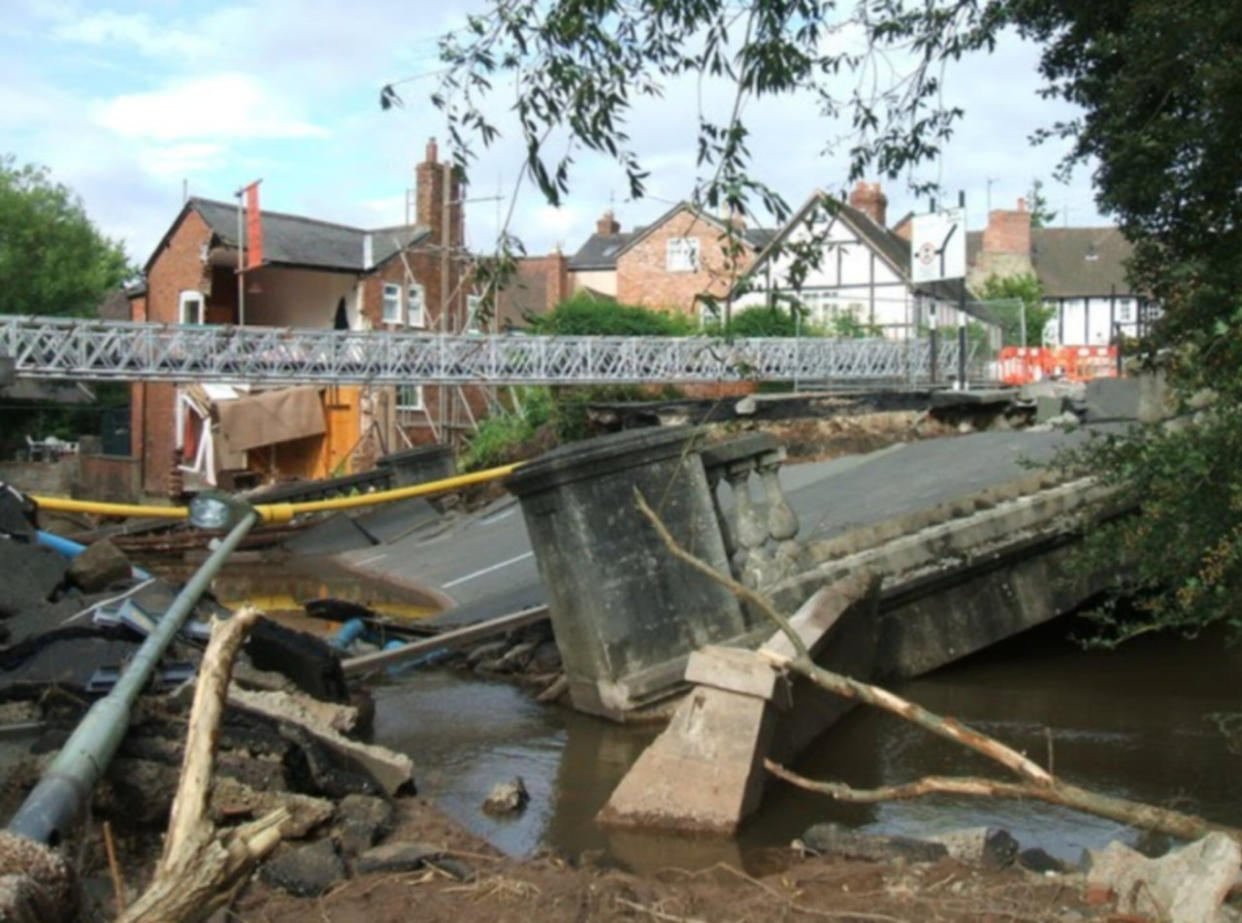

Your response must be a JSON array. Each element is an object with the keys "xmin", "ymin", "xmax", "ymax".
[{"xmin": 1, "ymin": 315, "xmax": 974, "ymax": 387}]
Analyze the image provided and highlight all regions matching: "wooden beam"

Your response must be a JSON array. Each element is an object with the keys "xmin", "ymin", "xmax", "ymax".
[{"xmin": 341, "ymin": 605, "xmax": 549, "ymax": 675}]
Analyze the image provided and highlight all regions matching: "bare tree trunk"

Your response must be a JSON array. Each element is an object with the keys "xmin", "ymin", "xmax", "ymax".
[
  {"xmin": 632, "ymin": 488, "xmax": 1242, "ymax": 850},
  {"xmin": 120, "ymin": 608, "xmax": 289, "ymax": 923}
]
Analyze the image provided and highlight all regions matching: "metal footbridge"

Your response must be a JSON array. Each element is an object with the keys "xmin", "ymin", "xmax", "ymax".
[{"xmin": 1, "ymin": 315, "xmax": 971, "ymax": 386}]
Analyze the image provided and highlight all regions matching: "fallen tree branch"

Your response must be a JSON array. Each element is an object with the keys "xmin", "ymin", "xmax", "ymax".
[
  {"xmin": 120, "ymin": 608, "xmax": 289, "ymax": 923},
  {"xmin": 633, "ymin": 489, "xmax": 1242, "ymax": 849},
  {"xmin": 765, "ymin": 761, "xmax": 1242, "ymax": 845},
  {"xmin": 635, "ymin": 488, "xmax": 1050, "ymax": 784}
]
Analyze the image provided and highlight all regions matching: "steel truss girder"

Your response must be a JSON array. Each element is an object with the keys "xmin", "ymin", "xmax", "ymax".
[{"xmin": 1, "ymin": 315, "xmax": 971, "ymax": 386}]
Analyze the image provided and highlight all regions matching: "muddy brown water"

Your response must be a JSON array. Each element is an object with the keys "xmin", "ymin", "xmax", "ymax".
[
  {"xmin": 151, "ymin": 558, "xmax": 1242, "ymax": 874},
  {"xmin": 374, "ymin": 617, "xmax": 1242, "ymax": 874}
]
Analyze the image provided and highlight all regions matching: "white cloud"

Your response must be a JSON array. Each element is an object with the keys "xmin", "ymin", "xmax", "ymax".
[
  {"xmin": 54, "ymin": 10, "xmax": 209, "ymax": 58},
  {"xmin": 137, "ymin": 142, "xmax": 227, "ymax": 178},
  {"xmin": 94, "ymin": 73, "xmax": 327, "ymax": 141}
]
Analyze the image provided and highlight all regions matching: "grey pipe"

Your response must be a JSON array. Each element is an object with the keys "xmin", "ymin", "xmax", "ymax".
[{"xmin": 7, "ymin": 510, "xmax": 259, "ymax": 845}]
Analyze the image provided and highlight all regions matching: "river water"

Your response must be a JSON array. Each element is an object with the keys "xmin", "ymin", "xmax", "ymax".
[
  {"xmin": 372, "ymin": 615, "xmax": 1242, "ymax": 872},
  {"xmin": 195, "ymin": 559, "xmax": 1240, "ymax": 872}
]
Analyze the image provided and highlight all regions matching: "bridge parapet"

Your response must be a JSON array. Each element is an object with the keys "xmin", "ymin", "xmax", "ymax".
[{"xmin": 701, "ymin": 433, "xmax": 802, "ymax": 591}]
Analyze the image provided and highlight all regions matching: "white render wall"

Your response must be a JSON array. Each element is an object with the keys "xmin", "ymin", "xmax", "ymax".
[
  {"xmin": 732, "ymin": 214, "xmax": 954, "ymax": 338},
  {"xmin": 1048, "ymin": 295, "xmax": 1146, "ymax": 345}
]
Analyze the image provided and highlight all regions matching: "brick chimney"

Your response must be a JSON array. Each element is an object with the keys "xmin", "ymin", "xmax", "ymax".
[
  {"xmin": 982, "ymin": 197, "xmax": 1031, "ymax": 257},
  {"xmin": 596, "ymin": 210, "xmax": 621, "ymax": 235},
  {"xmin": 415, "ymin": 137, "xmax": 463, "ymax": 248},
  {"xmin": 848, "ymin": 181, "xmax": 887, "ymax": 226},
  {"xmin": 968, "ymin": 197, "xmax": 1033, "ymax": 289}
]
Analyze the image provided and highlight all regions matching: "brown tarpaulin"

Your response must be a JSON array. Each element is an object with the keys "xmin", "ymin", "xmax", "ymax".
[{"xmin": 215, "ymin": 386, "xmax": 325, "ymax": 455}]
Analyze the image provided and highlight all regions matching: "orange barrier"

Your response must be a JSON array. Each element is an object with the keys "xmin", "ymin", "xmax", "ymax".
[{"xmin": 998, "ymin": 346, "xmax": 1118, "ymax": 385}]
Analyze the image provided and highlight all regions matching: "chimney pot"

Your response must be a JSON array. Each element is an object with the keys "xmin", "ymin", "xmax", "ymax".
[
  {"xmin": 848, "ymin": 180, "xmax": 888, "ymax": 227},
  {"xmin": 425, "ymin": 137, "xmax": 438, "ymax": 164},
  {"xmin": 596, "ymin": 210, "xmax": 621, "ymax": 235},
  {"xmin": 1017, "ymin": 197, "xmax": 1027, "ymax": 212}
]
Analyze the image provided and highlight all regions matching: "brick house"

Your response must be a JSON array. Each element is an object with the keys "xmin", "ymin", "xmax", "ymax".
[
  {"xmin": 567, "ymin": 205, "xmax": 775, "ymax": 314},
  {"xmin": 614, "ymin": 203, "xmax": 774, "ymax": 315},
  {"xmin": 131, "ymin": 138, "xmax": 485, "ymax": 496},
  {"xmin": 492, "ymin": 250, "xmax": 570, "ymax": 329},
  {"xmin": 732, "ymin": 182, "xmax": 988, "ymax": 338},
  {"xmin": 966, "ymin": 199, "xmax": 1154, "ymax": 345}
]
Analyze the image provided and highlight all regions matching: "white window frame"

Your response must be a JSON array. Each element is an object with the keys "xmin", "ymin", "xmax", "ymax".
[
  {"xmin": 666, "ymin": 237, "xmax": 700, "ymax": 273},
  {"xmin": 406, "ymin": 282, "xmax": 426, "ymax": 328},
  {"xmin": 382, "ymin": 283, "xmax": 402, "ymax": 324},
  {"xmin": 1116, "ymin": 298, "xmax": 1135, "ymax": 323},
  {"xmin": 466, "ymin": 294, "xmax": 483, "ymax": 334},
  {"xmin": 396, "ymin": 384, "xmax": 424, "ymax": 411},
  {"xmin": 178, "ymin": 290, "xmax": 204, "ymax": 325}
]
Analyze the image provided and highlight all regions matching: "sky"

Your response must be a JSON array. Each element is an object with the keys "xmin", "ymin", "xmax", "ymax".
[{"xmin": 2, "ymin": 0, "xmax": 1110, "ymax": 269}]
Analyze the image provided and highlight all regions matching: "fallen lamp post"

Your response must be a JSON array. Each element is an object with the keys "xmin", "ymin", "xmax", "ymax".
[{"xmin": 7, "ymin": 491, "xmax": 259, "ymax": 846}]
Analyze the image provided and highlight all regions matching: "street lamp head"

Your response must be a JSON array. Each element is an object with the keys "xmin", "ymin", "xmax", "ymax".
[{"xmin": 188, "ymin": 491, "xmax": 254, "ymax": 531}]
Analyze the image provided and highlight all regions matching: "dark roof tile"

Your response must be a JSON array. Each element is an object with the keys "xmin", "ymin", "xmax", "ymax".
[{"xmin": 190, "ymin": 197, "xmax": 429, "ymax": 272}]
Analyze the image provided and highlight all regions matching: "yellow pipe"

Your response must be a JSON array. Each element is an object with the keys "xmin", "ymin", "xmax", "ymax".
[
  {"xmin": 30, "ymin": 497, "xmax": 188, "ymax": 519},
  {"xmin": 29, "ymin": 462, "xmax": 521, "ymax": 524},
  {"xmin": 256, "ymin": 462, "xmax": 520, "ymax": 523}
]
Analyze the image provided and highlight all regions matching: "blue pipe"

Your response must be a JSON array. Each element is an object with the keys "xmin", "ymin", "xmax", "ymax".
[
  {"xmin": 37, "ymin": 530, "xmax": 151, "ymax": 580},
  {"xmin": 330, "ymin": 617, "xmax": 368, "ymax": 651}
]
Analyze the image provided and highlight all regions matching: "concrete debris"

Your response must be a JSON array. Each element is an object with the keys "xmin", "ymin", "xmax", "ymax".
[
  {"xmin": 482, "ymin": 776, "xmax": 529, "ymax": 815},
  {"xmin": 929, "ymin": 826, "xmax": 1019, "ymax": 869},
  {"xmin": 211, "ymin": 776, "xmax": 335, "ymax": 840},
  {"xmin": 260, "ymin": 839, "xmax": 346, "ymax": 898},
  {"xmin": 0, "ymin": 542, "xmax": 68, "ymax": 620},
  {"xmin": 0, "ymin": 485, "xmax": 37, "ymax": 542},
  {"xmin": 1018, "ymin": 847, "xmax": 1068, "ymax": 874},
  {"xmin": 335, "ymin": 794, "xmax": 395, "ymax": 856},
  {"xmin": 228, "ymin": 685, "xmax": 359, "ymax": 736},
  {"xmin": 1086, "ymin": 833, "xmax": 1242, "ymax": 923},
  {"xmin": 356, "ymin": 841, "xmax": 443, "ymax": 875},
  {"xmin": 246, "ymin": 616, "xmax": 349, "ymax": 703},
  {"xmin": 66, "ymin": 538, "xmax": 130, "ymax": 592},
  {"xmin": 799, "ymin": 824, "xmax": 949, "ymax": 864}
]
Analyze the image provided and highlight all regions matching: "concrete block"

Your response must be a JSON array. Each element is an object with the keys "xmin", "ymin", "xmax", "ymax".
[
  {"xmin": 1083, "ymin": 377, "xmax": 1141, "ymax": 421},
  {"xmin": 1035, "ymin": 394, "xmax": 1065, "ymax": 423},
  {"xmin": 67, "ymin": 539, "xmax": 130, "ymax": 592},
  {"xmin": 685, "ymin": 646, "xmax": 790, "ymax": 708},
  {"xmin": 598, "ymin": 685, "xmax": 774, "ymax": 834}
]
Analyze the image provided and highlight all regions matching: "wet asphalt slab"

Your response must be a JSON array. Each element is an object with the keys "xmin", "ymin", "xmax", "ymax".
[{"xmin": 334, "ymin": 426, "xmax": 1100, "ymax": 626}]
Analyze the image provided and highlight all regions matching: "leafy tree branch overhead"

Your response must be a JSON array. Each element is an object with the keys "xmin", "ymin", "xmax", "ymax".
[{"xmin": 384, "ymin": 0, "xmax": 1242, "ymax": 640}]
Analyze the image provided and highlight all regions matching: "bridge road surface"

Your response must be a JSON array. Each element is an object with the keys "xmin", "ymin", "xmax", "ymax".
[{"xmin": 334, "ymin": 427, "xmax": 1098, "ymax": 629}]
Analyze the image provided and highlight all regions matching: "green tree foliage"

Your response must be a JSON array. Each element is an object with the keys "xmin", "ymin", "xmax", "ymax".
[
  {"xmin": 720, "ymin": 305, "xmax": 803, "ymax": 338},
  {"xmin": 1026, "ymin": 178, "xmax": 1058, "ymax": 229},
  {"xmin": 979, "ymin": 273, "xmax": 1055, "ymax": 347},
  {"xmin": 413, "ymin": 0, "xmax": 1242, "ymax": 640},
  {"xmin": 0, "ymin": 156, "xmax": 130, "ymax": 317},
  {"xmin": 526, "ymin": 293, "xmax": 698, "ymax": 336}
]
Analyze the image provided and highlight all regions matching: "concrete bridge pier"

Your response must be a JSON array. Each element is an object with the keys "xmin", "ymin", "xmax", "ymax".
[
  {"xmin": 505, "ymin": 427, "xmax": 749, "ymax": 720},
  {"xmin": 599, "ymin": 476, "xmax": 1117, "ymax": 834}
]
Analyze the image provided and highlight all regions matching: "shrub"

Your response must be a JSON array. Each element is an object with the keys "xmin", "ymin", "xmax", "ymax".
[{"xmin": 527, "ymin": 293, "xmax": 697, "ymax": 336}]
